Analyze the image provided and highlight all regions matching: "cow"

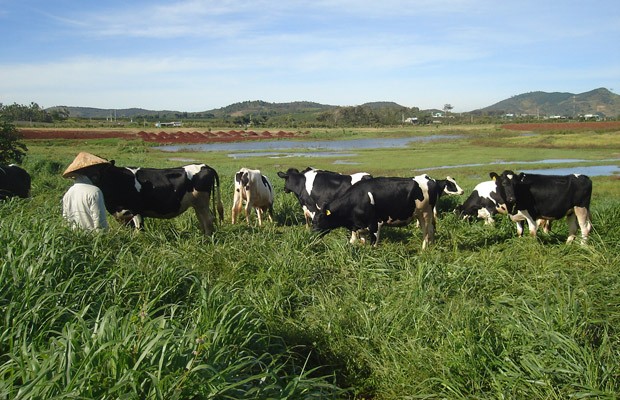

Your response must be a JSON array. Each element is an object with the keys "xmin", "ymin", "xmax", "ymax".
[
  {"xmin": 489, "ymin": 170, "xmax": 592, "ymax": 243},
  {"xmin": 312, "ymin": 177, "xmax": 435, "ymax": 249},
  {"xmin": 276, "ymin": 167, "xmax": 372, "ymax": 226},
  {"xmin": 414, "ymin": 174, "xmax": 464, "ymax": 222},
  {"xmin": 456, "ymin": 180, "xmax": 508, "ymax": 225},
  {"xmin": 0, "ymin": 164, "xmax": 31, "ymax": 200},
  {"xmin": 232, "ymin": 168, "xmax": 274, "ymax": 226},
  {"xmin": 95, "ymin": 162, "xmax": 224, "ymax": 235},
  {"xmin": 455, "ymin": 179, "xmax": 551, "ymax": 235}
]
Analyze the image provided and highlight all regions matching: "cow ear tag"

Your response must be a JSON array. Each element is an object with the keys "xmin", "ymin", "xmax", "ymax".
[
  {"xmin": 492, "ymin": 176, "xmax": 496, "ymax": 181},
  {"xmin": 326, "ymin": 209, "xmax": 331, "ymax": 216}
]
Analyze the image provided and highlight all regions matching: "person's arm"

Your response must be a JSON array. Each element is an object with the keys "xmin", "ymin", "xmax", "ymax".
[{"xmin": 91, "ymin": 189, "xmax": 109, "ymax": 230}]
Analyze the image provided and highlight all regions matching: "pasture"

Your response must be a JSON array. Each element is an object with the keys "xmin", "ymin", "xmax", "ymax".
[{"xmin": 2, "ymin": 123, "xmax": 620, "ymax": 399}]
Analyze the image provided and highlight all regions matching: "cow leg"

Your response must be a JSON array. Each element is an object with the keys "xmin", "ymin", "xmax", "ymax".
[
  {"xmin": 349, "ymin": 230, "xmax": 359, "ymax": 244},
  {"xmin": 267, "ymin": 205, "xmax": 274, "ymax": 223},
  {"xmin": 192, "ymin": 191, "xmax": 215, "ymax": 235},
  {"xmin": 515, "ymin": 221, "xmax": 524, "ymax": 237},
  {"xmin": 416, "ymin": 206, "xmax": 434, "ymax": 250},
  {"xmin": 349, "ymin": 230, "xmax": 367, "ymax": 244},
  {"xmin": 376, "ymin": 222, "xmax": 384, "ymax": 245},
  {"xmin": 131, "ymin": 214, "xmax": 143, "ymax": 230},
  {"xmin": 524, "ymin": 215, "xmax": 537, "ymax": 237},
  {"xmin": 368, "ymin": 221, "xmax": 381, "ymax": 246},
  {"xmin": 478, "ymin": 208, "xmax": 494, "ymax": 225},
  {"xmin": 244, "ymin": 192, "xmax": 252, "ymax": 225},
  {"xmin": 511, "ymin": 211, "xmax": 536, "ymax": 237},
  {"xmin": 566, "ymin": 213, "xmax": 578, "ymax": 243},
  {"xmin": 195, "ymin": 206, "xmax": 215, "ymax": 235},
  {"xmin": 231, "ymin": 191, "xmax": 243, "ymax": 224},
  {"xmin": 575, "ymin": 207, "xmax": 592, "ymax": 244},
  {"xmin": 302, "ymin": 206, "xmax": 312, "ymax": 228},
  {"xmin": 568, "ymin": 207, "xmax": 591, "ymax": 244},
  {"xmin": 538, "ymin": 219, "xmax": 551, "ymax": 234},
  {"xmin": 256, "ymin": 208, "xmax": 263, "ymax": 227}
]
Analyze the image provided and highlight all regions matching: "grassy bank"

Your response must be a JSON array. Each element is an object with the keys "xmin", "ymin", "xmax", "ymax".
[{"xmin": 2, "ymin": 126, "xmax": 619, "ymax": 398}]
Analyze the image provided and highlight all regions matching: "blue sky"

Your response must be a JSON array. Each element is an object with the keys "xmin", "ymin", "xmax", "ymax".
[{"xmin": 1, "ymin": 0, "xmax": 618, "ymax": 113}]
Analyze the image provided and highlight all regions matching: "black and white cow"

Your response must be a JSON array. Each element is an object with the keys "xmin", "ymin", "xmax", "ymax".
[
  {"xmin": 456, "ymin": 180, "xmax": 508, "ymax": 225},
  {"xmin": 0, "ymin": 164, "xmax": 31, "ymax": 200},
  {"xmin": 96, "ymin": 162, "xmax": 224, "ymax": 235},
  {"xmin": 232, "ymin": 168, "xmax": 274, "ymax": 226},
  {"xmin": 489, "ymin": 170, "xmax": 592, "ymax": 243},
  {"xmin": 277, "ymin": 167, "xmax": 372, "ymax": 226},
  {"xmin": 312, "ymin": 177, "xmax": 435, "ymax": 249},
  {"xmin": 415, "ymin": 174, "xmax": 464, "ymax": 221},
  {"xmin": 456, "ymin": 179, "xmax": 551, "ymax": 236}
]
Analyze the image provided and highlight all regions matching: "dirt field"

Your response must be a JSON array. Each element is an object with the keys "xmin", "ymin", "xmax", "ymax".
[
  {"xmin": 19, "ymin": 121, "xmax": 620, "ymax": 142},
  {"xmin": 19, "ymin": 129, "xmax": 308, "ymax": 143},
  {"xmin": 501, "ymin": 121, "xmax": 620, "ymax": 131}
]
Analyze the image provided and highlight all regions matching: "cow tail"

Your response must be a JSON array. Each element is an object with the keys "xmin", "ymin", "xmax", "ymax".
[{"xmin": 212, "ymin": 169, "xmax": 224, "ymax": 223}]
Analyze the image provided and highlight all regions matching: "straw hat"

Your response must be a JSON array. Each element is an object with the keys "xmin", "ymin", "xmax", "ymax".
[{"xmin": 62, "ymin": 152, "xmax": 110, "ymax": 178}]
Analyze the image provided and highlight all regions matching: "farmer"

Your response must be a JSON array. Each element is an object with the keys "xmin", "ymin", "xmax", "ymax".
[{"xmin": 61, "ymin": 152, "xmax": 110, "ymax": 231}]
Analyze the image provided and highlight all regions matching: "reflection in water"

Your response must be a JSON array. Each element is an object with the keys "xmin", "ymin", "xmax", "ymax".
[
  {"xmin": 228, "ymin": 152, "xmax": 356, "ymax": 159},
  {"xmin": 416, "ymin": 159, "xmax": 620, "ymax": 177},
  {"xmin": 157, "ymin": 135, "xmax": 459, "ymax": 153},
  {"xmin": 520, "ymin": 165, "xmax": 620, "ymax": 177},
  {"xmin": 158, "ymin": 136, "xmax": 619, "ymax": 177}
]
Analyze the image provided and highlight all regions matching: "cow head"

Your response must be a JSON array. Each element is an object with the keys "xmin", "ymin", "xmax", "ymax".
[
  {"xmin": 277, "ymin": 168, "xmax": 302, "ymax": 194},
  {"xmin": 312, "ymin": 205, "xmax": 334, "ymax": 233},
  {"xmin": 490, "ymin": 170, "xmax": 524, "ymax": 211},
  {"xmin": 443, "ymin": 176, "xmax": 464, "ymax": 195}
]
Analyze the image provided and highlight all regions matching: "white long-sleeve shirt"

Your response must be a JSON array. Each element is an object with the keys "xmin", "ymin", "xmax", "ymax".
[{"xmin": 62, "ymin": 175, "xmax": 109, "ymax": 231}]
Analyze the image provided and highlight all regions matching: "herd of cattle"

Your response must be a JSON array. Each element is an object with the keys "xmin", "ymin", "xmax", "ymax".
[{"xmin": 1, "ymin": 162, "xmax": 593, "ymax": 247}]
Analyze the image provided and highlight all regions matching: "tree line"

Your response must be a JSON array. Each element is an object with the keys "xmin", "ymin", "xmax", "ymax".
[{"xmin": 0, "ymin": 102, "xmax": 69, "ymax": 123}]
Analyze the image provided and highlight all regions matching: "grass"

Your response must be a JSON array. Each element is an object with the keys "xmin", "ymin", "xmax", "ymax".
[{"xmin": 1, "ymin": 125, "xmax": 620, "ymax": 399}]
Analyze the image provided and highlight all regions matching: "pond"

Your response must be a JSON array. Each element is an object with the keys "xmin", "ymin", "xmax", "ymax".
[
  {"xmin": 417, "ymin": 159, "xmax": 620, "ymax": 177},
  {"xmin": 156, "ymin": 135, "xmax": 460, "ymax": 154},
  {"xmin": 160, "ymin": 136, "xmax": 620, "ymax": 177},
  {"xmin": 520, "ymin": 165, "xmax": 620, "ymax": 177},
  {"xmin": 227, "ymin": 152, "xmax": 357, "ymax": 159}
]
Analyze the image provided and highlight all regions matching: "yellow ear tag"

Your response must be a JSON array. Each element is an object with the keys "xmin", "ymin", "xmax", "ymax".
[
  {"xmin": 326, "ymin": 210, "xmax": 331, "ymax": 216},
  {"xmin": 492, "ymin": 176, "xmax": 496, "ymax": 181}
]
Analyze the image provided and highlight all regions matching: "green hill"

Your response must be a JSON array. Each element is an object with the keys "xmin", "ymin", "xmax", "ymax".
[
  {"xmin": 44, "ymin": 88, "xmax": 620, "ymax": 120},
  {"xmin": 479, "ymin": 88, "xmax": 620, "ymax": 117}
]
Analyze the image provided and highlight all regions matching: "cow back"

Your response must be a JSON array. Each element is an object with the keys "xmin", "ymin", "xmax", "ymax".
[
  {"xmin": 321, "ymin": 177, "xmax": 423, "ymax": 228},
  {"xmin": 0, "ymin": 164, "xmax": 31, "ymax": 199},
  {"xmin": 307, "ymin": 170, "xmax": 371, "ymax": 210}
]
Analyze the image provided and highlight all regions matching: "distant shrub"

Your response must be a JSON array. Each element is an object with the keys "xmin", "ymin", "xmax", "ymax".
[{"xmin": 0, "ymin": 115, "xmax": 28, "ymax": 164}]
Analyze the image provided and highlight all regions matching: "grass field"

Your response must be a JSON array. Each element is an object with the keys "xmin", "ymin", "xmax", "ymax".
[{"xmin": 2, "ymin": 124, "xmax": 619, "ymax": 399}]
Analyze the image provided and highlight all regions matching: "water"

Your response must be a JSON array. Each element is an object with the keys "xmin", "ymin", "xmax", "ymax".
[
  {"xmin": 157, "ymin": 135, "xmax": 459, "ymax": 153},
  {"xmin": 416, "ymin": 158, "xmax": 587, "ymax": 171},
  {"xmin": 159, "ymin": 136, "xmax": 620, "ymax": 177},
  {"xmin": 416, "ymin": 159, "xmax": 620, "ymax": 177},
  {"xmin": 227, "ymin": 152, "xmax": 357, "ymax": 159},
  {"xmin": 521, "ymin": 165, "xmax": 620, "ymax": 177}
]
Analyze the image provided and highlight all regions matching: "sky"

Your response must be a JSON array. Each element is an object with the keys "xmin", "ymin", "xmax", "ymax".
[{"xmin": 1, "ymin": 0, "xmax": 619, "ymax": 113}]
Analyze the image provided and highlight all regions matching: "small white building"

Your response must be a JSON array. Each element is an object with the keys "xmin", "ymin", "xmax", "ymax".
[{"xmin": 155, "ymin": 121, "xmax": 183, "ymax": 128}]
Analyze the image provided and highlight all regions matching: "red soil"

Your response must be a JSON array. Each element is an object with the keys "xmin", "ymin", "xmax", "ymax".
[
  {"xmin": 501, "ymin": 121, "xmax": 620, "ymax": 131},
  {"xmin": 19, "ymin": 129, "xmax": 308, "ymax": 143}
]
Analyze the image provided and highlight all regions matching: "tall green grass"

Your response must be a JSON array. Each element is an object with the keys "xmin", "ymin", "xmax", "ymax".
[{"xmin": 1, "ymin": 142, "xmax": 619, "ymax": 399}]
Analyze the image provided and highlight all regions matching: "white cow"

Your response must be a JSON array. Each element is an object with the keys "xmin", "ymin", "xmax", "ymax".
[{"xmin": 232, "ymin": 168, "xmax": 274, "ymax": 226}]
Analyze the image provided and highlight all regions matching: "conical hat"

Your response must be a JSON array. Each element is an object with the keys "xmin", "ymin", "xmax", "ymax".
[{"xmin": 62, "ymin": 152, "xmax": 110, "ymax": 178}]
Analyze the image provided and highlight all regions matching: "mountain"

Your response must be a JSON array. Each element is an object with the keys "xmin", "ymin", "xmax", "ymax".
[
  {"xmin": 361, "ymin": 101, "xmax": 408, "ymax": 110},
  {"xmin": 205, "ymin": 100, "xmax": 334, "ymax": 117},
  {"xmin": 45, "ymin": 88, "xmax": 620, "ymax": 119},
  {"xmin": 478, "ymin": 88, "xmax": 620, "ymax": 117}
]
